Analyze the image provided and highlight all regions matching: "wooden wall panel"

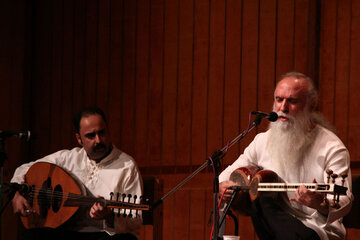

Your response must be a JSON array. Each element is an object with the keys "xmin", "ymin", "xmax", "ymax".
[
  {"xmin": 207, "ymin": 0, "xmax": 226, "ymax": 160},
  {"xmin": 191, "ymin": 0, "xmax": 209, "ymax": 166},
  {"xmin": 276, "ymin": 0, "xmax": 295, "ymax": 80},
  {"xmin": 334, "ymin": 0, "xmax": 351, "ymax": 145},
  {"xmin": 147, "ymin": 0, "xmax": 164, "ymax": 168},
  {"xmin": 239, "ymin": 0, "xmax": 259, "ymax": 154},
  {"xmin": 318, "ymin": 0, "xmax": 337, "ymax": 122},
  {"xmin": 348, "ymin": 0, "xmax": 360, "ymax": 162},
  {"xmin": 176, "ymin": 0, "xmax": 193, "ymax": 167},
  {"xmin": 61, "ymin": 0, "xmax": 76, "ymax": 147},
  {"xmin": 50, "ymin": 0, "xmax": 65, "ymax": 153},
  {"xmin": 108, "ymin": 0, "xmax": 124, "ymax": 150},
  {"xmin": 257, "ymin": 0, "xmax": 277, "ymax": 134},
  {"xmin": 120, "ymin": 0, "xmax": 137, "ymax": 155},
  {"xmin": 134, "ymin": 0, "xmax": 150, "ymax": 167},
  {"xmin": 162, "ymin": 0, "xmax": 178, "ymax": 167},
  {"xmin": 3, "ymin": 0, "xmax": 360, "ymax": 239},
  {"xmin": 84, "ymin": 0, "xmax": 98, "ymax": 107},
  {"xmin": 294, "ymin": 0, "xmax": 311, "ymax": 73},
  {"xmin": 223, "ymin": 0, "xmax": 242, "ymax": 164}
]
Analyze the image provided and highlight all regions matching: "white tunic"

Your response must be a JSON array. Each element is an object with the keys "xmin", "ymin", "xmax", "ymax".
[
  {"xmin": 219, "ymin": 125, "xmax": 353, "ymax": 240},
  {"xmin": 11, "ymin": 145, "xmax": 143, "ymax": 238}
]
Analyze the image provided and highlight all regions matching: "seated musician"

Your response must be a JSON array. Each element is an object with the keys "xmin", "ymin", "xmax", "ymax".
[
  {"xmin": 219, "ymin": 72, "xmax": 353, "ymax": 240},
  {"xmin": 11, "ymin": 106, "xmax": 142, "ymax": 240}
]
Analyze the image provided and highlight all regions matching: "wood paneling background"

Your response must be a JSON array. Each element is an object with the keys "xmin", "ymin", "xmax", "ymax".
[{"xmin": 1, "ymin": 0, "xmax": 360, "ymax": 239}]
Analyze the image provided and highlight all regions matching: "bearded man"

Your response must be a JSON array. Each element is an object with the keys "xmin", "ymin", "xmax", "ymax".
[{"xmin": 219, "ymin": 72, "xmax": 353, "ymax": 240}]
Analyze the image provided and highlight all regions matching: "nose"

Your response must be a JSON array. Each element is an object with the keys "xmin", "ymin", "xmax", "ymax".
[
  {"xmin": 94, "ymin": 134, "xmax": 101, "ymax": 143},
  {"xmin": 279, "ymin": 100, "xmax": 289, "ymax": 113}
]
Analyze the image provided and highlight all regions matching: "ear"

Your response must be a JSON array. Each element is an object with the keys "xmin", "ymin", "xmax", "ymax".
[
  {"xmin": 75, "ymin": 133, "xmax": 83, "ymax": 146},
  {"xmin": 310, "ymin": 99, "xmax": 317, "ymax": 111}
]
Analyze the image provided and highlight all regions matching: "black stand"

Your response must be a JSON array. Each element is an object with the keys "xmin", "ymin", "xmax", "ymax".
[
  {"xmin": 218, "ymin": 185, "xmax": 250, "ymax": 234},
  {"xmin": 0, "ymin": 138, "xmax": 7, "ymax": 240},
  {"xmin": 152, "ymin": 115, "xmax": 265, "ymax": 240}
]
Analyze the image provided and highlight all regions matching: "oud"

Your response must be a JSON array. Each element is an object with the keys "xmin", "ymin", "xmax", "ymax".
[
  {"xmin": 228, "ymin": 166, "xmax": 348, "ymax": 215},
  {"xmin": 18, "ymin": 162, "xmax": 149, "ymax": 229}
]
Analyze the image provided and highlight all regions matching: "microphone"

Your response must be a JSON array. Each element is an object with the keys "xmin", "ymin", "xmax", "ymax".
[
  {"xmin": 251, "ymin": 111, "xmax": 278, "ymax": 122},
  {"xmin": 0, "ymin": 130, "xmax": 31, "ymax": 141}
]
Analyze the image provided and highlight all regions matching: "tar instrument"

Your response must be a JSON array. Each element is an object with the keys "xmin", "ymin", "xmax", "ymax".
[
  {"xmin": 19, "ymin": 162, "xmax": 149, "ymax": 229},
  {"xmin": 228, "ymin": 166, "xmax": 348, "ymax": 215}
]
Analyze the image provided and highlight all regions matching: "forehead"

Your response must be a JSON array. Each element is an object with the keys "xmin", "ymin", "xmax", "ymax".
[
  {"xmin": 79, "ymin": 114, "xmax": 106, "ymax": 132},
  {"xmin": 275, "ymin": 77, "xmax": 309, "ymax": 98}
]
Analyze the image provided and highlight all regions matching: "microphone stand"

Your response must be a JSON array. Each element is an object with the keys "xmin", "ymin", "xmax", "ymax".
[
  {"xmin": 0, "ymin": 137, "xmax": 7, "ymax": 240},
  {"xmin": 218, "ymin": 185, "xmax": 250, "ymax": 233},
  {"xmin": 152, "ymin": 115, "xmax": 265, "ymax": 240}
]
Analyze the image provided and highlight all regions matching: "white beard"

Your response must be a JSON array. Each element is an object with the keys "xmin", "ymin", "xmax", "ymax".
[{"xmin": 266, "ymin": 109, "xmax": 316, "ymax": 182}]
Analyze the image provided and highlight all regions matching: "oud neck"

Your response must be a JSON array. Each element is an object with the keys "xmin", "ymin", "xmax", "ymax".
[{"xmin": 64, "ymin": 194, "xmax": 149, "ymax": 211}]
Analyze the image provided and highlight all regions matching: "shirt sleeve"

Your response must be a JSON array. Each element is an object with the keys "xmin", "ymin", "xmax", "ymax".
[
  {"xmin": 10, "ymin": 149, "xmax": 72, "ymax": 183},
  {"xmin": 219, "ymin": 133, "xmax": 263, "ymax": 183}
]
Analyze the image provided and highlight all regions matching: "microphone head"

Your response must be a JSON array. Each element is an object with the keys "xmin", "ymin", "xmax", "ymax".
[{"xmin": 268, "ymin": 112, "xmax": 278, "ymax": 122}]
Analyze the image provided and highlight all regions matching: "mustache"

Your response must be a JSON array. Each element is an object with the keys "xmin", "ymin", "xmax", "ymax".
[
  {"xmin": 276, "ymin": 111, "xmax": 295, "ymax": 121},
  {"xmin": 94, "ymin": 143, "xmax": 106, "ymax": 150}
]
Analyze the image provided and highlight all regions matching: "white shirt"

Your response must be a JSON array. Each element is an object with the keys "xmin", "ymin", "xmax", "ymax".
[
  {"xmin": 11, "ymin": 145, "xmax": 143, "ymax": 238},
  {"xmin": 219, "ymin": 125, "xmax": 353, "ymax": 240}
]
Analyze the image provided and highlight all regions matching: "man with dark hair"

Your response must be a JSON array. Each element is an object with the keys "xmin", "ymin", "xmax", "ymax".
[
  {"xmin": 219, "ymin": 72, "xmax": 353, "ymax": 240},
  {"xmin": 11, "ymin": 106, "xmax": 142, "ymax": 240}
]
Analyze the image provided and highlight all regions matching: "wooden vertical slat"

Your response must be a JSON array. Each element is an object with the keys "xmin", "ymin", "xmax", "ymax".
[
  {"xmin": 257, "ymin": 0, "xmax": 277, "ymax": 133},
  {"xmin": 348, "ymin": 0, "xmax": 360, "ymax": 161},
  {"xmin": 223, "ymin": 0, "xmax": 242, "ymax": 165},
  {"xmin": 318, "ymin": 0, "xmax": 336, "ymax": 122},
  {"xmin": 176, "ymin": 0, "xmax": 193, "ymax": 167},
  {"xmin": 276, "ymin": 0, "xmax": 295, "ymax": 79},
  {"xmin": 173, "ymin": 189, "xmax": 191, "ymax": 239},
  {"xmin": 239, "ymin": 0, "xmax": 259, "ymax": 152},
  {"xmin": 120, "ymin": 0, "xmax": 137, "ymax": 155},
  {"xmin": 61, "ymin": 0, "xmax": 75, "ymax": 147},
  {"xmin": 293, "ymin": 0, "xmax": 310, "ymax": 74},
  {"xmin": 30, "ymin": 0, "xmax": 53, "ymax": 160},
  {"xmin": 147, "ymin": 0, "xmax": 164, "ymax": 167},
  {"xmin": 161, "ymin": 0, "xmax": 178, "ymax": 166},
  {"xmin": 191, "ymin": 0, "xmax": 209, "ymax": 166},
  {"xmin": 306, "ymin": 0, "xmax": 320, "ymax": 79},
  {"xmin": 134, "ymin": 0, "xmax": 150, "ymax": 166},
  {"xmin": 72, "ymin": 0, "xmax": 87, "ymax": 123},
  {"xmin": 162, "ymin": 175, "xmax": 178, "ymax": 240},
  {"xmin": 334, "ymin": 0, "xmax": 351, "ymax": 144},
  {"xmin": 50, "ymin": 0, "xmax": 64, "ymax": 152},
  {"xmin": 96, "ymin": 0, "xmax": 110, "ymax": 111},
  {"xmin": 84, "ymin": 0, "xmax": 98, "ymax": 107},
  {"xmin": 207, "ymin": 0, "xmax": 226, "ymax": 159},
  {"xmin": 108, "ymin": 0, "xmax": 123, "ymax": 149}
]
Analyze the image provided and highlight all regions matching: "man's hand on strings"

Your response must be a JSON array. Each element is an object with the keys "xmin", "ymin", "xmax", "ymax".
[
  {"xmin": 289, "ymin": 178, "xmax": 328, "ymax": 214},
  {"xmin": 89, "ymin": 197, "xmax": 112, "ymax": 220},
  {"xmin": 219, "ymin": 180, "xmax": 238, "ymax": 202},
  {"xmin": 12, "ymin": 191, "xmax": 32, "ymax": 216}
]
